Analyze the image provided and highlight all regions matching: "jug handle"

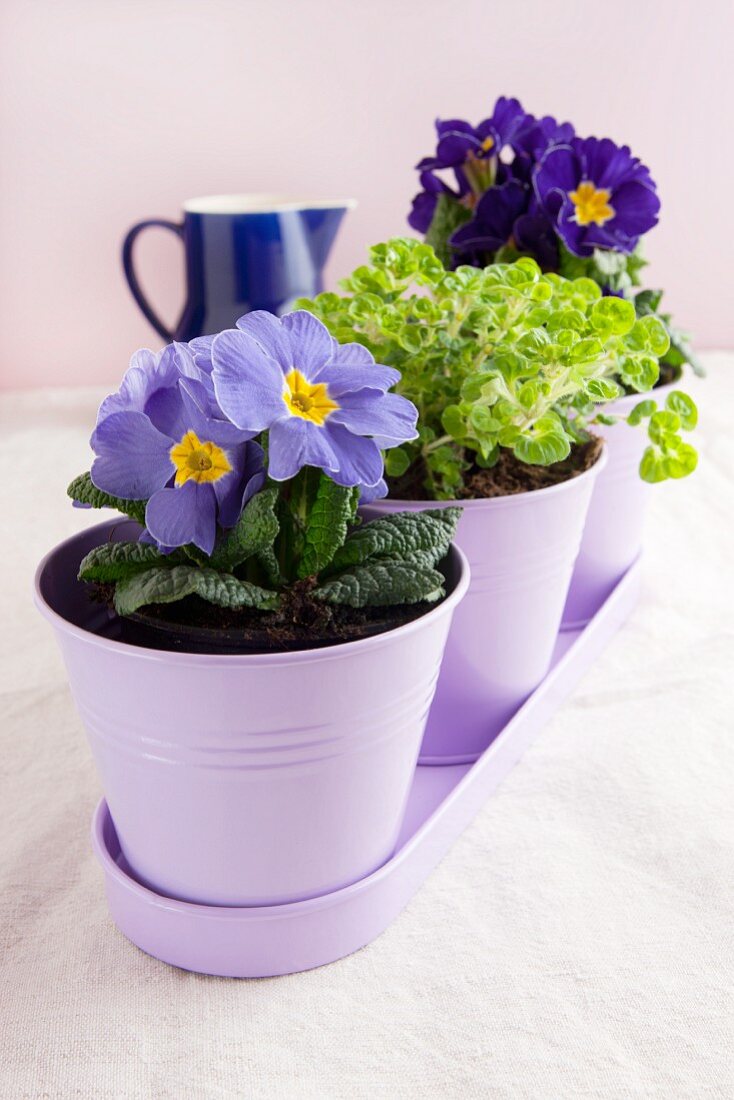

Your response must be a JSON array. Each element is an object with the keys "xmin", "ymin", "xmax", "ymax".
[{"xmin": 122, "ymin": 219, "xmax": 186, "ymax": 341}]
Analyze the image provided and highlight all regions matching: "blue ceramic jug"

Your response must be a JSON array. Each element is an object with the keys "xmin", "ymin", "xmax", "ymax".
[{"xmin": 122, "ymin": 194, "xmax": 355, "ymax": 341}]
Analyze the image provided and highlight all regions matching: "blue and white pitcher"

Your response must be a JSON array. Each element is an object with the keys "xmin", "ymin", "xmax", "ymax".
[{"xmin": 122, "ymin": 194, "xmax": 355, "ymax": 341}]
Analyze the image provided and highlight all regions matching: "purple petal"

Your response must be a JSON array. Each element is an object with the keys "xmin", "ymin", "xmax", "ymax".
[
  {"xmin": 316, "ymin": 363, "xmax": 401, "ymax": 396},
  {"xmin": 408, "ymin": 190, "xmax": 438, "ymax": 233},
  {"xmin": 188, "ymin": 335, "xmax": 215, "ymax": 373},
  {"xmin": 91, "ymin": 411, "xmax": 174, "ymax": 499},
  {"xmin": 280, "ymin": 311, "xmax": 335, "ymax": 379},
  {"xmin": 212, "ymin": 329, "xmax": 286, "ymax": 431},
  {"xmin": 359, "ymin": 478, "xmax": 388, "ymax": 504},
  {"xmin": 267, "ymin": 417, "xmax": 339, "ymax": 482},
  {"xmin": 321, "ymin": 423, "xmax": 384, "ymax": 488},
  {"xmin": 145, "ymin": 481, "xmax": 217, "ymax": 556},
  {"xmin": 177, "ymin": 379, "xmax": 257, "ymax": 448},
  {"xmin": 533, "ymin": 144, "xmax": 579, "ymax": 213},
  {"xmin": 213, "ymin": 441, "xmax": 266, "ymax": 528},
  {"xmin": 144, "ymin": 382, "xmax": 190, "ymax": 440},
  {"xmin": 606, "ymin": 180, "xmax": 661, "ymax": 235},
  {"xmin": 235, "ymin": 311, "xmax": 292, "ymax": 371},
  {"xmin": 330, "ymin": 391, "xmax": 418, "ymax": 447}
]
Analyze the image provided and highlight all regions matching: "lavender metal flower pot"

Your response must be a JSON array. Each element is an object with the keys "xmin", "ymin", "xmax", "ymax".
[
  {"xmin": 35, "ymin": 521, "xmax": 469, "ymax": 907},
  {"xmin": 563, "ymin": 382, "xmax": 675, "ymax": 628},
  {"xmin": 365, "ymin": 449, "xmax": 606, "ymax": 763}
]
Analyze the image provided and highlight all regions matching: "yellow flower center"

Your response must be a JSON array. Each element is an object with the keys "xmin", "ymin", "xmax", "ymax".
[
  {"xmin": 569, "ymin": 180, "xmax": 615, "ymax": 227},
  {"xmin": 283, "ymin": 369, "xmax": 339, "ymax": 426},
  {"xmin": 480, "ymin": 135, "xmax": 495, "ymax": 153},
  {"xmin": 170, "ymin": 430, "xmax": 232, "ymax": 486}
]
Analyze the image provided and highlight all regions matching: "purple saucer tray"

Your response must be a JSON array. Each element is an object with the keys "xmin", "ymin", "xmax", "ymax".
[{"xmin": 92, "ymin": 559, "xmax": 641, "ymax": 978}]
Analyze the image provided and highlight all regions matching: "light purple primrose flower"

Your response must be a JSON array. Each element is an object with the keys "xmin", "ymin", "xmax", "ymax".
[
  {"xmin": 211, "ymin": 311, "xmax": 418, "ymax": 489},
  {"xmin": 91, "ymin": 365, "xmax": 264, "ymax": 556},
  {"xmin": 533, "ymin": 136, "xmax": 660, "ymax": 257}
]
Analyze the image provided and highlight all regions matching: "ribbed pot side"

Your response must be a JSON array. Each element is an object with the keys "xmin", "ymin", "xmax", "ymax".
[
  {"xmin": 364, "ymin": 447, "xmax": 606, "ymax": 763},
  {"xmin": 562, "ymin": 382, "xmax": 676, "ymax": 628},
  {"xmin": 35, "ymin": 522, "xmax": 469, "ymax": 907}
]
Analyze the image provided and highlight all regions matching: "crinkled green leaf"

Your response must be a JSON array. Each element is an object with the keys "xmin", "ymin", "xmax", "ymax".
[
  {"xmin": 627, "ymin": 399, "xmax": 657, "ymax": 427},
  {"xmin": 384, "ymin": 447, "xmax": 411, "ymax": 478},
  {"xmin": 67, "ymin": 472, "xmax": 146, "ymax": 525},
  {"xmin": 78, "ymin": 541, "xmax": 174, "ymax": 582},
  {"xmin": 329, "ymin": 508, "xmax": 461, "ymax": 573},
  {"xmin": 665, "ymin": 390, "xmax": 698, "ymax": 431},
  {"xmin": 585, "ymin": 377, "xmax": 622, "ymax": 402},
  {"xmin": 113, "ymin": 566, "xmax": 279, "ymax": 617},
  {"xmin": 514, "ymin": 416, "xmax": 571, "ymax": 466},
  {"xmin": 315, "ymin": 561, "xmax": 445, "ymax": 608},
  {"xmin": 209, "ymin": 487, "xmax": 279, "ymax": 571},
  {"xmin": 298, "ymin": 477, "xmax": 360, "ymax": 578}
]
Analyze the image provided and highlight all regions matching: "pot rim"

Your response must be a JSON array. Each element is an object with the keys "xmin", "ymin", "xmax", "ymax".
[
  {"xmin": 601, "ymin": 374, "xmax": 680, "ymax": 417},
  {"xmin": 34, "ymin": 521, "xmax": 470, "ymax": 667},
  {"xmin": 380, "ymin": 440, "xmax": 608, "ymax": 512}
]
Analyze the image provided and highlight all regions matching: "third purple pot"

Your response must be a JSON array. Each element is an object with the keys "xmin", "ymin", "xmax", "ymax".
[
  {"xmin": 562, "ymin": 380, "xmax": 677, "ymax": 628},
  {"xmin": 364, "ymin": 447, "xmax": 606, "ymax": 764}
]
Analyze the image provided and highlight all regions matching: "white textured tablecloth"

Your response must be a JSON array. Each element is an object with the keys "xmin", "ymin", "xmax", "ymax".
[{"xmin": 1, "ymin": 359, "xmax": 732, "ymax": 1099}]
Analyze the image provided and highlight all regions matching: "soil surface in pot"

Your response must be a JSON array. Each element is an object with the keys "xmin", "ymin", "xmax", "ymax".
[
  {"xmin": 92, "ymin": 580, "xmax": 437, "ymax": 655},
  {"xmin": 388, "ymin": 437, "xmax": 603, "ymax": 502}
]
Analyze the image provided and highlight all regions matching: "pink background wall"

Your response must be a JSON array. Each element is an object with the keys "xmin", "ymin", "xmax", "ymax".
[{"xmin": 1, "ymin": 0, "xmax": 731, "ymax": 392}]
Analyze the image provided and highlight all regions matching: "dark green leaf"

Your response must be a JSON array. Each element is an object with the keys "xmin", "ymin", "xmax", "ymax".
[
  {"xmin": 67, "ymin": 472, "xmax": 146, "ymax": 526},
  {"xmin": 113, "ymin": 566, "xmax": 279, "ymax": 617},
  {"xmin": 424, "ymin": 193, "xmax": 472, "ymax": 268},
  {"xmin": 298, "ymin": 477, "xmax": 360, "ymax": 578},
  {"xmin": 315, "ymin": 560, "xmax": 445, "ymax": 608},
  {"xmin": 329, "ymin": 508, "xmax": 461, "ymax": 573},
  {"xmin": 78, "ymin": 541, "xmax": 174, "ymax": 582},
  {"xmin": 209, "ymin": 487, "xmax": 279, "ymax": 571}
]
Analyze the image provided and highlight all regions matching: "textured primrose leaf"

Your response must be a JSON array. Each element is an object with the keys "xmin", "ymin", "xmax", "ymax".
[
  {"xmin": 78, "ymin": 541, "xmax": 174, "ymax": 582},
  {"xmin": 298, "ymin": 477, "xmax": 359, "ymax": 578},
  {"xmin": 425, "ymin": 193, "xmax": 472, "ymax": 269},
  {"xmin": 67, "ymin": 472, "xmax": 147, "ymax": 526},
  {"xmin": 314, "ymin": 561, "xmax": 445, "ymax": 608},
  {"xmin": 209, "ymin": 487, "xmax": 280, "ymax": 571},
  {"xmin": 113, "ymin": 566, "xmax": 279, "ymax": 617},
  {"xmin": 329, "ymin": 508, "xmax": 461, "ymax": 573}
]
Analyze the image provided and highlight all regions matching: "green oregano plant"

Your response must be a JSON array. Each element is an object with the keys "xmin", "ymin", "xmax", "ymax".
[
  {"xmin": 67, "ymin": 309, "xmax": 460, "ymax": 624},
  {"xmin": 299, "ymin": 238, "xmax": 698, "ymax": 499}
]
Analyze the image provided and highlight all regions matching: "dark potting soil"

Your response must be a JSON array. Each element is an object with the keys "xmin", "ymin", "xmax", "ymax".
[
  {"xmin": 388, "ymin": 437, "xmax": 604, "ymax": 502},
  {"xmin": 93, "ymin": 580, "xmax": 434, "ymax": 655},
  {"xmin": 656, "ymin": 362, "xmax": 680, "ymax": 388}
]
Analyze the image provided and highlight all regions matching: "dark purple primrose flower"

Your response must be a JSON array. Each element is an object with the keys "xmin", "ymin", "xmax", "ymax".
[
  {"xmin": 91, "ymin": 348, "xmax": 264, "ymax": 555},
  {"xmin": 450, "ymin": 179, "xmax": 528, "ymax": 257},
  {"xmin": 418, "ymin": 98, "xmax": 529, "ymax": 173},
  {"xmin": 514, "ymin": 115, "xmax": 575, "ymax": 159},
  {"xmin": 409, "ymin": 97, "xmax": 531, "ymax": 232},
  {"xmin": 408, "ymin": 170, "xmax": 469, "ymax": 234},
  {"xmin": 513, "ymin": 200, "xmax": 561, "ymax": 270},
  {"xmin": 533, "ymin": 136, "xmax": 660, "ymax": 256},
  {"xmin": 211, "ymin": 311, "xmax": 418, "ymax": 490}
]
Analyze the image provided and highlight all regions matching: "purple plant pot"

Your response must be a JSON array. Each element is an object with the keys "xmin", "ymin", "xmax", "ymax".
[
  {"xmin": 35, "ymin": 521, "xmax": 469, "ymax": 907},
  {"xmin": 562, "ymin": 381, "xmax": 676, "ymax": 628},
  {"xmin": 364, "ymin": 449, "xmax": 606, "ymax": 763}
]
